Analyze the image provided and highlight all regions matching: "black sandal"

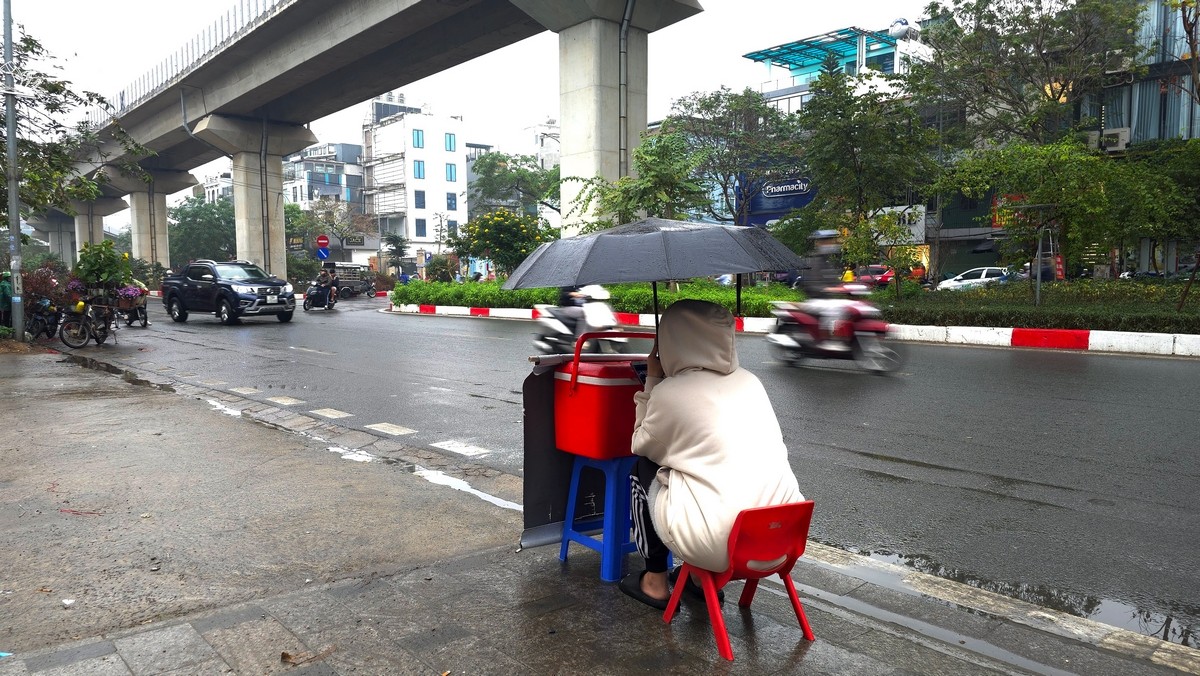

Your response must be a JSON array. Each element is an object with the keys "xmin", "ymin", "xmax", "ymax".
[{"xmin": 619, "ymin": 570, "xmax": 669, "ymax": 611}]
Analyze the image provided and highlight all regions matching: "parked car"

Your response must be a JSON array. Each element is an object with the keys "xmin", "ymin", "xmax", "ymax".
[
  {"xmin": 936, "ymin": 266, "xmax": 1008, "ymax": 291},
  {"xmin": 855, "ymin": 265, "xmax": 894, "ymax": 288}
]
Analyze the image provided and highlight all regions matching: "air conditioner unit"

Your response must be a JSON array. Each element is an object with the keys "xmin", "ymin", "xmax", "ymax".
[
  {"xmin": 1105, "ymin": 49, "xmax": 1133, "ymax": 74},
  {"xmin": 1100, "ymin": 127, "xmax": 1130, "ymax": 152},
  {"xmin": 1085, "ymin": 131, "xmax": 1101, "ymax": 150}
]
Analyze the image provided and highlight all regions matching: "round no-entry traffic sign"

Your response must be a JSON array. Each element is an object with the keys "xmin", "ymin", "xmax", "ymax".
[{"xmin": 316, "ymin": 234, "xmax": 329, "ymax": 248}]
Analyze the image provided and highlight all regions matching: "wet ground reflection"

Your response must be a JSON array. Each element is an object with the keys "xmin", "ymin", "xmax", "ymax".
[{"xmin": 859, "ymin": 548, "xmax": 1198, "ymax": 646}]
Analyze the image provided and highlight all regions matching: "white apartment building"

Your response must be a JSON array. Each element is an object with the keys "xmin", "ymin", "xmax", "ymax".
[{"xmin": 363, "ymin": 94, "xmax": 468, "ymax": 271}]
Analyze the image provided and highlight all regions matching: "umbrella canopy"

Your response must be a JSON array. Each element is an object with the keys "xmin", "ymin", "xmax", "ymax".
[{"xmin": 502, "ymin": 218, "xmax": 806, "ymax": 289}]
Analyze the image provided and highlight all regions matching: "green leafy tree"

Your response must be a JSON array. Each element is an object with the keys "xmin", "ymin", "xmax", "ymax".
[
  {"xmin": 168, "ymin": 196, "xmax": 236, "ymax": 264},
  {"xmin": 659, "ymin": 87, "xmax": 803, "ymax": 225},
  {"xmin": 0, "ymin": 30, "xmax": 148, "ymax": 227},
  {"xmin": 569, "ymin": 131, "xmax": 710, "ymax": 232},
  {"xmin": 286, "ymin": 252, "xmax": 320, "ymax": 286},
  {"xmin": 908, "ymin": 0, "xmax": 1146, "ymax": 145},
  {"xmin": 309, "ymin": 197, "xmax": 375, "ymax": 260},
  {"xmin": 467, "ymin": 151, "xmax": 560, "ymax": 219},
  {"xmin": 800, "ymin": 54, "xmax": 938, "ymax": 266},
  {"xmin": 425, "ymin": 254, "xmax": 457, "ymax": 282},
  {"xmin": 381, "ymin": 233, "xmax": 409, "ymax": 274},
  {"xmin": 938, "ymin": 139, "xmax": 1182, "ymax": 274},
  {"xmin": 284, "ymin": 202, "xmax": 319, "ymax": 246},
  {"xmin": 446, "ymin": 207, "xmax": 558, "ymax": 275}
]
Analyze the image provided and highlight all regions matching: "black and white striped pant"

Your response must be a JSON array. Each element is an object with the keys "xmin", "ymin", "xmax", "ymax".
[{"xmin": 630, "ymin": 456, "xmax": 671, "ymax": 573}]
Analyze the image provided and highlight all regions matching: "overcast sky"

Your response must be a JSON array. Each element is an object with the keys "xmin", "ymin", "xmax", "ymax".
[{"xmin": 14, "ymin": 0, "xmax": 927, "ymax": 225}]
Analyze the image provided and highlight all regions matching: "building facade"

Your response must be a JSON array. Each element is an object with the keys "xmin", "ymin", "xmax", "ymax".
[{"xmin": 363, "ymin": 93, "xmax": 470, "ymax": 274}]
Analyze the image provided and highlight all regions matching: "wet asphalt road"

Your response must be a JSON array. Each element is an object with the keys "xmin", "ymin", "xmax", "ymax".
[{"xmin": 82, "ymin": 297, "xmax": 1200, "ymax": 644}]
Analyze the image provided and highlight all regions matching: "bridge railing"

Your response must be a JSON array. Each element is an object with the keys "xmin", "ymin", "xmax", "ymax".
[{"xmin": 84, "ymin": 0, "xmax": 296, "ymax": 129}]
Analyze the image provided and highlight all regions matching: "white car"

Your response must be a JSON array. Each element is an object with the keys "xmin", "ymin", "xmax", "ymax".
[{"xmin": 936, "ymin": 266, "xmax": 1008, "ymax": 291}]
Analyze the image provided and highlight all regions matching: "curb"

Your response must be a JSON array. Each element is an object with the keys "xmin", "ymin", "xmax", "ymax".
[{"xmin": 383, "ymin": 303, "xmax": 1200, "ymax": 358}]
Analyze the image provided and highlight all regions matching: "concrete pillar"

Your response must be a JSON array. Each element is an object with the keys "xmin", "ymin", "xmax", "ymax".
[
  {"xmin": 104, "ymin": 168, "xmax": 197, "ymax": 271},
  {"xmin": 27, "ymin": 210, "xmax": 77, "ymax": 264},
  {"xmin": 192, "ymin": 115, "xmax": 317, "ymax": 275},
  {"xmin": 70, "ymin": 198, "xmax": 128, "ymax": 253},
  {"xmin": 510, "ymin": 0, "xmax": 702, "ymax": 237}
]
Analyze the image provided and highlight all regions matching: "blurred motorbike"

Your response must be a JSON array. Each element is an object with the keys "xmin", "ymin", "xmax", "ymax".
[
  {"xmin": 765, "ymin": 286, "xmax": 900, "ymax": 373},
  {"xmin": 532, "ymin": 284, "xmax": 624, "ymax": 354}
]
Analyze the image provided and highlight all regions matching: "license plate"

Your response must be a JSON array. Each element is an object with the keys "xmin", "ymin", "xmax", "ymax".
[{"xmin": 267, "ymin": 295, "xmax": 278, "ymax": 303}]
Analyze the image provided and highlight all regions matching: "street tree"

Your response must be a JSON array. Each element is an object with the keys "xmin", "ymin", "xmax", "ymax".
[
  {"xmin": 800, "ymin": 54, "xmax": 938, "ymax": 264},
  {"xmin": 309, "ymin": 197, "xmax": 375, "ymax": 261},
  {"xmin": 0, "ymin": 30, "xmax": 148, "ymax": 270},
  {"xmin": 660, "ymin": 87, "xmax": 803, "ymax": 225},
  {"xmin": 381, "ymin": 232, "xmax": 409, "ymax": 274},
  {"xmin": 938, "ymin": 139, "xmax": 1182, "ymax": 274},
  {"xmin": 568, "ymin": 131, "xmax": 710, "ymax": 232},
  {"xmin": 908, "ymin": 0, "xmax": 1146, "ymax": 146},
  {"xmin": 467, "ymin": 151, "xmax": 560, "ymax": 220},
  {"xmin": 445, "ymin": 207, "xmax": 558, "ymax": 275},
  {"xmin": 168, "ymin": 196, "xmax": 236, "ymax": 264}
]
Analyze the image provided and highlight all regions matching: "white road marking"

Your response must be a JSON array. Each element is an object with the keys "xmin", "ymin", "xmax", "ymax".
[
  {"xmin": 206, "ymin": 399, "xmax": 243, "ymax": 417},
  {"xmin": 266, "ymin": 396, "xmax": 306, "ymax": 405},
  {"xmin": 310, "ymin": 408, "xmax": 353, "ymax": 419},
  {"xmin": 431, "ymin": 440, "xmax": 491, "ymax": 457},
  {"xmin": 199, "ymin": 380, "xmax": 227, "ymax": 386},
  {"xmin": 229, "ymin": 387, "xmax": 260, "ymax": 395},
  {"xmin": 414, "ymin": 469, "xmax": 521, "ymax": 511},
  {"xmin": 290, "ymin": 346, "xmax": 336, "ymax": 355},
  {"xmin": 328, "ymin": 446, "xmax": 373, "ymax": 462},
  {"xmin": 365, "ymin": 423, "xmax": 416, "ymax": 436}
]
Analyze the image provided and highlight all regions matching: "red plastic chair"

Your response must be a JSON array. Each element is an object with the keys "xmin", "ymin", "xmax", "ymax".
[{"xmin": 662, "ymin": 500, "xmax": 816, "ymax": 660}]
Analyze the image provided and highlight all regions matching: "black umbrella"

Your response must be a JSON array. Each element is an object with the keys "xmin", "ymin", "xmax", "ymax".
[
  {"xmin": 502, "ymin": 218, "xmax": 806, "ymax": 321},
  {"xmin": 504, "ymin": 218, "xmax": 806, "ymax": 288}
]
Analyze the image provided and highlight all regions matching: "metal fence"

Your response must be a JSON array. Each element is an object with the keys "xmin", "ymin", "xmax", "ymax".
[{"xmin": 84, "ymin": 0, "xmax": 296, "ymax": 128}]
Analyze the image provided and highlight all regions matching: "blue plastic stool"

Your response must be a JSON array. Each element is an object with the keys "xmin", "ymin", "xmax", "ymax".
[{"xmin": 559, "ymin": 454, "xmax": 638, "ymax": 582}]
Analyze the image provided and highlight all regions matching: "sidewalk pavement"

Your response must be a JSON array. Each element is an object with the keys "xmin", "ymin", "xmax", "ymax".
[
  {"xmin": 385, "ymin": 303, "xmax": 1200, "ymax": 358},
  {"xmin": 1, "ymin": 350, "xmax": 1198, "ymax": 675}
]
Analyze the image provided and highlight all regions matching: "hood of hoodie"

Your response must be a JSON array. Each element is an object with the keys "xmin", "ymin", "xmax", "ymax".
[{"xmin": 658, "ymin": 299, "xmax": 739, "ymax": 377}]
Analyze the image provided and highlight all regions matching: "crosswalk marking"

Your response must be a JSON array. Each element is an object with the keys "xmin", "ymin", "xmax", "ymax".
[
  {"xmin": 431, "ymin": 440, "xmax": 491, "ymax": 457},
  {"xmin": 229, "ymin": 387, "xmax": 260, "ymax": 395},
  {"xmin": 266, "ymin": 396, "xmax": 305, "ymax": 405},
  {"xmin": 365, "ymin": 423, "xmax": 416, "ymax": 436},
  {"xmin": 310, "ymin": 408, "xmax": 353, "ymax": 419}
]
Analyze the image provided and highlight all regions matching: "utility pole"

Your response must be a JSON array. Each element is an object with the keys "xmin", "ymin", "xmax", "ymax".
[{"xmin": 4, "ymin": 0, "xmax": 24, "ymax": 340}]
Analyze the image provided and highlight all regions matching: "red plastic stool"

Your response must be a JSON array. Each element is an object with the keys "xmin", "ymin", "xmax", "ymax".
[{"xmin": 559, "ymin": 455, "xmax": 638, "ymax": 582}]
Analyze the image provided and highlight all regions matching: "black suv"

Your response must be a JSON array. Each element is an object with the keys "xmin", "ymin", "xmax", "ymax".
[{"xmin": 161, "ymin": 260, "xmax": 295, "ymax": 324}]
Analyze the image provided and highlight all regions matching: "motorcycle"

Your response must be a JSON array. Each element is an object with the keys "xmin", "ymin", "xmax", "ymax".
[
  {"xmin": 119, "ymin": 294, "xmax": 151, "ymax": 328},
  {"xmin": 765, "ymin": 287, "xmax": 901, "ymax": 373},
  {"xmin": 532, "ymin": 285, "xmax": 624, "ymax": 354},
  {"xmin": 25, "ymin": 295, "xmax": 61, "ymax": 341},
  {"xmin": 302, "ymin": 282, "xmax": 336, "ymax": 311}
]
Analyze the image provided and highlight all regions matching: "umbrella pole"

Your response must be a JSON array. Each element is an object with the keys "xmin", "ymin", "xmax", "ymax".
[
  {"xmin": 735, "ymin": 274, "xmax": 743, "ymax": 316},
  {"xmin": 652, "ymin": 281, "xmax": 659, "ymax": 330}
]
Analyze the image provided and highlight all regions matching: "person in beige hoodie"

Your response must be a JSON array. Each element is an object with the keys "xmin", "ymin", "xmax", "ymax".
[{"xmin": 620, "ymin": 299, "xmax": 804, "ymax": 610}]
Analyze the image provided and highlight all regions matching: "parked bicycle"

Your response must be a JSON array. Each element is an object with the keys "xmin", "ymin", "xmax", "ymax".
[{"xmin": 59, "ymin": 297, "xmax": 119, "ymax": 348}]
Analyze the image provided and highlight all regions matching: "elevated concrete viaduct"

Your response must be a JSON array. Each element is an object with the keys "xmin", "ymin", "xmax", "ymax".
[{"xmin": 58, "ymin": 0, "xmax": 700, "ymax": 275}]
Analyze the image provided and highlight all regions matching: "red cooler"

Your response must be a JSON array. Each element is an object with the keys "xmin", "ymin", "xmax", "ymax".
[{"xmin": 552, "ymin": 332, "xmax": 655, "ymax": 459}]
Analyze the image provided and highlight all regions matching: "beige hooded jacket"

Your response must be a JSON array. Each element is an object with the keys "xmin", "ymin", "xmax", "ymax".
[{"xmin": 631, "ymin": 300, "xmax": 803, "ymax": 572}]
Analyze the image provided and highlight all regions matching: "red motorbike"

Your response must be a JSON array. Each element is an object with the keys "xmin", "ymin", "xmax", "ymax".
[{"xmin": 765, "ymin": 290, "xmax": 900, "ymax": 373}]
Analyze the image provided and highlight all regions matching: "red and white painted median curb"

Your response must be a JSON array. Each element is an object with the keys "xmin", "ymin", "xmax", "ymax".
[{"xmin": 385, "ymin": 303, "xmax": 1200, "ymax": 358}]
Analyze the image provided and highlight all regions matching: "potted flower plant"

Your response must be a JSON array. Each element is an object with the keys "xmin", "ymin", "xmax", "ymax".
[{"xmin": 73, "ymin": 240, "xmax": 133, "ymax": 298}]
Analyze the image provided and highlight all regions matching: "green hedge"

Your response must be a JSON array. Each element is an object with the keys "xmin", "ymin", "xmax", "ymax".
[
  {"xmin": 389, "ymin": 278, "xmax": 1200, "ymax": 334},
  {"xmin": 390, "ymin": 279, "xmax": 803, "ymax": 317}
]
